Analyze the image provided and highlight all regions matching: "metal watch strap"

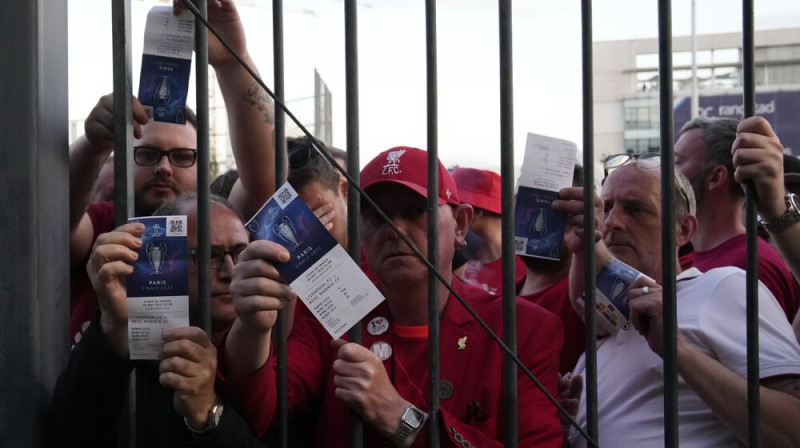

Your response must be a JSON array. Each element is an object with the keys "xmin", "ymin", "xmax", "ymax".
[
  {"xmin": 760, "ymin": 193, "xmax": 800, "ymax": 234},
  {"xmin": 390, "ymin": 405, "xmax": 425, "ymax": 447},
  {"xmin": 184, "ymin": 399, "xmax": 224, "ymax": 434}
]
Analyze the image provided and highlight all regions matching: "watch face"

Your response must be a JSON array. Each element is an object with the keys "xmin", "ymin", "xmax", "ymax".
[
  {"xmin": 210, "ymin": 402, "xmax": 224, "ymax": 428},
  {"xmin": 788, "ymin": 193, "xmax": 800, "ymax": 212},
  {"xmin": 405, "ymin": 407, "xmax": 423, "ymax": 428}
]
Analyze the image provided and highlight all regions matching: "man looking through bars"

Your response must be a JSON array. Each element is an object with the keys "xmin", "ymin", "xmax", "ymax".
[
  {"xmin": 554, "ymin": 157, "xmax": 800, "ymax": 447},
  {"xmin": 732, "ymin": 116, "xmax": 800, "ymax": 344},
  {"xmin": 674, "ymin": 116, "xmax": 799, "ymax": 320},
  {"xmin": 215, "ymin": 147, "xmax": 564, "ymax": 447},
  {"xmin": 68, "ymin": 0, "xmax": 277, "ymax": 347},
  {"xmin": 51, "ymin": 194, "xmax": 267, "ymax": 447}
]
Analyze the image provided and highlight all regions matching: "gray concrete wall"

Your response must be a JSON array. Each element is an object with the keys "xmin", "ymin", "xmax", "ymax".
[{"xmin": 0, "ymin": 1, "xmax": 69, "ymax": 446}]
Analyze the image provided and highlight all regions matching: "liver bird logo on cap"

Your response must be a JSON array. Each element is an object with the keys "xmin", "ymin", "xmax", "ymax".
[{"xmin": 382, "ymin": 149, "xmax": 406, "ymax": 175}]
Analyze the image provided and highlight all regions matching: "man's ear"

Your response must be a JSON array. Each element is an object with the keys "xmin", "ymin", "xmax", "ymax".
[
  {"xmin": 338, "ymin": 174, "xmax": 348, "ymax": 200},
  {"xmin": 453, "ymin": 203, "xmax": 474, "ymax": 244},
  {"xmin": 705, "ymin": 165, "xmax": 729, "ymax": 192},
  {"xmin": 676, "ymin": 213, "xmax": 698, "ymax": 248}
]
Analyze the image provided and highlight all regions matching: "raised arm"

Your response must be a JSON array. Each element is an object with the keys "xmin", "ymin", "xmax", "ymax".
[
  {"xmin": 222, "ymin": 239, "xmax": 292, "ymax": 380},
  {"xmin": 69, "ymin": 95, "xmax": 148, "ymax": 266},
  {"xmin": 732, "ymin": 116, "xmax": 800, "ymax": 281},
  {"xmin": 50, "ymin": 222, "xmax": 145, "ymax": 444},
  {"xmin": 178, "ymin": 0, "xmax": 279, "ymax": 219},
  {"xmin": 551, "ymin": 186, "xmax": 609, "ymax": 306}
]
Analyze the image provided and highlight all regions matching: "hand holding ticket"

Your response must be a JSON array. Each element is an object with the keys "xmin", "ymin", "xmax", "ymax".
[{"xmin": 246, "ymin": 182, "xmax": 385, "ymax": 339}]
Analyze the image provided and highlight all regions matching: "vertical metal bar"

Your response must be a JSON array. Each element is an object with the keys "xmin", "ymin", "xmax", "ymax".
[
  {"xmin": 195, "ymin": 0, "xmax": 212, "ymax": 339},
  {"xmin": 112, "ymin": 0, "xmax": 134, "ymax": 226},
  {"xmin": 580, "ymin": 0, "xmax": 598, "ymax": 445},
  {"xmin": 657, "ymin": 1, "xmax": 679, "ymax": 447},
  {"xmin": 425, "ymin": 1, "xmax": 441, "ymax": 447},
  {"xmin": 111, "ymin": 2, "xmax": 135, "ymax": 447},
  {"xmin": 314, "ymin": 69, "xmax": 322, "ymax": 141},
  {"xmin": 272, "ymin": 0, "xmax": 289, "ymax": 446},
  {"xmin": 498, "ymin": 0, "xmax": 517, "ymax": 446},
  {"xmin": 741, "ymin": 1, "xmax": 761, "ymax": 446},
  {"xmin": 1, "ymin": 0, "xmax": 68, "ymax": 445},
  {"xmin": 344, "ymin": 0, "xmax": 363, "ymax": 444}
]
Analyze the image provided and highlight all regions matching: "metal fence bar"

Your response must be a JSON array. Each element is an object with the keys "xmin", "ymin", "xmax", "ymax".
[
  {"xmin": 657, "ymin": 2, "xmax": 679, "ymax": 447},
  {"xmin": 195, "ymin": 0, "xmax": 213, "ymax": 340},
  {"xmin": 344, "ymin": 0, "xmax": 364, "ymax": 444},
  {"xmin": 271, "ymin": 0, "xmax": 289, "ymax": 446},
  {"xmin": 580, "ymin": 0, "xmax": 599, "ymax": 444},
  {"xmin": 111, "ymin": 2, "xmax": 136, "ymax": 447},
  {"xmin": 425, "ymin": 1, "xmax": 442, "ymax": 447},
  {"xmin": 497, "ymin": 0, "xmax": 518, "ymax": 446},
  {"xmin": 112, "ymin": 0, "xmax": 135, "ymax": 226},
  {"xmin": 741, "ymin": 0, "xmax": 761, "ymax": 445}
]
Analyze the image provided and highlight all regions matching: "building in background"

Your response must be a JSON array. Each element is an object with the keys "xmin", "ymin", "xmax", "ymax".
[{"xmin": 594, "ymin": 28, "xmax": 800, "ymax": 160}]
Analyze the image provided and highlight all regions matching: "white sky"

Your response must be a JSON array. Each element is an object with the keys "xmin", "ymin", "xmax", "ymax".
[{"xmin": 69, "ymin": 0, "xmax": 800, "ymax": 171}]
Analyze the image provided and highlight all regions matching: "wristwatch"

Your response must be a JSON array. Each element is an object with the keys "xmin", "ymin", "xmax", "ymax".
[
  {"xmin": 184, "ymin": 398, "xmax": 224, "ymax": 434},
  {"xmin": 759, "ymin": 193, "xmax": 800, "ymax": 234},
  {"xmin": 390, "ymin": 404, "xmax": 427, "ymax": 447}
]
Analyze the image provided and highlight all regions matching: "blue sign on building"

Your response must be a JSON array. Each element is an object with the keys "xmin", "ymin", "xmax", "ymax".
[{"xmin": 674, "ymin": 91, "xmax": 800, "ymax": 155}]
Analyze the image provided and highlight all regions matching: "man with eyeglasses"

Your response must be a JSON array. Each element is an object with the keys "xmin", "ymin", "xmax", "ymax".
[
  {"xmin": 554, "ymin": 158, "xmax": 800, "ymax": 447},
  {"xmin": 51, "ymin": 193, "xmax": 268, "ymax": 447},
  {"xmin": 68, "ymin": 0, "xmax": 277, "ymax": 347},
  {"xmin": 674, "ymin": 116, "xmax": 799, "ymax": 321}
]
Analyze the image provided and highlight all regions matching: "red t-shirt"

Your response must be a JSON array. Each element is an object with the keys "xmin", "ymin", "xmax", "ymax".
[
  {"xmin": 519, "ymin": 277, "xmax": 585, "ymax": 374},
  {"xmin": 461, "ymin": 256, "xmax": 527, "ymax": 295},
  {"xmin": 70, "ymin": 201, "xmax": 115, "ymax": 347},
  {"xmin": 692, "ymin": 234, "xmax": 799, "ymax": 321},
  {"xmin": 217, "ymin": 279, "xmax": 564, "ymax": 447}
]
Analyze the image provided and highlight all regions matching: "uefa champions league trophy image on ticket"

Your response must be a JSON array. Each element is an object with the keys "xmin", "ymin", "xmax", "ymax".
[
  {"xmin": 146, "ymin": 241, "xmax": 168, "ymax": 275},
  {"xmin": 529, "ymin": 208, "xmax": 548, "ymax": 237},
  {"xmin": 274, "ymin": 216, "xmax": 302, "ymax": 250},
  {"xmin": 154, "ymin": 75, "xmax": 171, "ymax": 105}
]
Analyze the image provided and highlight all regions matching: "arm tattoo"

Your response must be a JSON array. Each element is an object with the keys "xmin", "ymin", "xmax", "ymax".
[{"xmin": 244, "ymin": 83, "xmax": 274, "ymax": 125}]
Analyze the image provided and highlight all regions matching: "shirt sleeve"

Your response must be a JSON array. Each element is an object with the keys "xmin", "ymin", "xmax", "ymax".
[{"xmin": 695, "ymin": 269, "xmax": 800, "ymax": 379}]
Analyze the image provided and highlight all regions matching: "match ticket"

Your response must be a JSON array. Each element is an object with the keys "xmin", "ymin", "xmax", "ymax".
[
  {"xmin": 138, "ymin": 6, "xmax": 194, "ymax": 124},
  {"xmin": 247, "ymin": 182, "xmax": 385, "ymax": 339},
  {"xmin": 126, "ymin": 215, "xmax": 190, "ymax": 360},
  {"xmin": 514, "ymin": 132, "xmax": 577, "ymax": 260}
]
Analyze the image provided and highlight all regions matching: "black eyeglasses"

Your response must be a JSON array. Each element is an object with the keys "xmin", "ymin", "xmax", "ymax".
[
  {"xmin": 602, "ymin": 153, "xmax": 693, "ymax": 215},
  {"xmin": 190, "ymin": 246, "xmax": 246, "ymax": 270},
  {"xmin": 134, "ymin": 146, "xmax": 197, "ymax": 168}
]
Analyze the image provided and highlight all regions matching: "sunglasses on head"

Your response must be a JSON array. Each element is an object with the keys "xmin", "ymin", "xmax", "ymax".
[
  {"xmin": 288, "ymin": 138, "xmax": 329, "ymax": 169},
  {"xmin": 602, "ymin": 153, "xmax": 692, "ymax": 215}
]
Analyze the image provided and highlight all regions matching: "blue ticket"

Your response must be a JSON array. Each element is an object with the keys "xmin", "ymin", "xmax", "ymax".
[
  {"xmin": 247, "ymin": 182, "xmax": 385, "ymax": 339},
  {"xmin": 594, "ymin": 257, "xmax": 642, "ymax": 331},
  {"xmin": 126, "ymin": 215, "xmax": 190, "ymax": 360},
  {"xmin": 514, "ymin": 186, "xmax": 566, "ymax": 260},
  {"xmin": 138, "ymin": 6, "xmax": 194, "ymax": 124}
]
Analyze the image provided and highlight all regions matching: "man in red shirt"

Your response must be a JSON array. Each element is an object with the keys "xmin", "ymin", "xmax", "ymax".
[
  {"xmin": 452, "ymin": 167, "xmax": 526, "ymax": 294},
  {"xmin": 675, "ymin": 116, "xmax": 799, "ymax": 320},
  {"xmin": 68, "ymin": 0, "xmax": 277, "ymax": 347},
  {"xmin": 217, "ymin": 147, "xmax": 563, "ymax": 447}
]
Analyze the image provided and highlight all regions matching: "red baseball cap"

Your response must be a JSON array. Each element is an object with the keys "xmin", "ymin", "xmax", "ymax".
[
  {"xmin": 360, "ymin": 146, "xmax": 460, "ymax": 206},
  {"xmin": 452, "ymin": 167, "xmax": 501, "ymax": 215}
]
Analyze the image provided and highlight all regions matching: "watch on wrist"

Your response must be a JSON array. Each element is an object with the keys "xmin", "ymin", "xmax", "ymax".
[
  {"xmin": 759, "ymin": 193, "xmax": 800, "ymax": 234},
  {"xmin": 184, "ymin": 398, "xmax": 224, "ymax": 435},
  {"xmin": 390, "ymin": 404, "xmax": 427, "ymax": 447}
]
